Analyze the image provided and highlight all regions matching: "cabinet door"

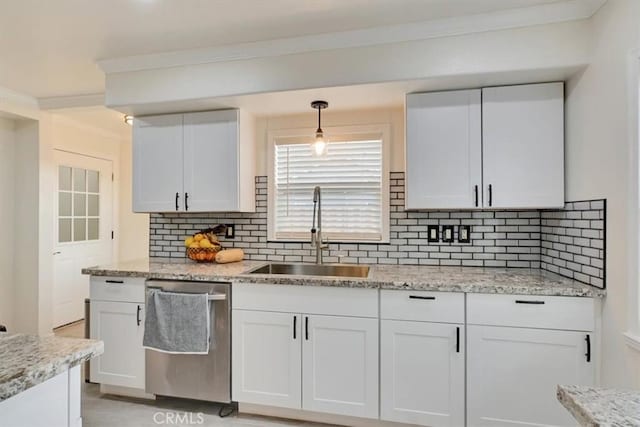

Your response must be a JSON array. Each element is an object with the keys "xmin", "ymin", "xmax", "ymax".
[
  {"xmin": 467, "ymin": 325, "xmax": 594, "ymax": 427},
  {"xmin": 302, "ymin": 315, "xmax": 378, "ymax": 419},
  {"xmin": 90, "ymin": 301, "xmax": 145, "ymax": 389},
  {"xmin": 132, "ymin": 114, "xmax": 184, "ymax": 212},
  {"xmin": 232, "ymin": 310, "xmax": 302, "ymax": 409},
  {"xmin": 381, "ymin": 320, "xmax": 464, "ymax": 427},
  {"xmin": 406, "ymin": 90, "xmax": 482, "ymax": 209},
  {"xmin": 482, "ymin": 83, "xmax": 564, "ymax": 208},
  {"xmin": 183, "ymin": 110, "xmax": 239, "ymax": 212}
]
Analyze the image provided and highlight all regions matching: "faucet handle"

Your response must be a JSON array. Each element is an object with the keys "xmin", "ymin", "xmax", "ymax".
[{"xmin": 310, "ymin": 228, "xmax": 317, "ymax": 245}]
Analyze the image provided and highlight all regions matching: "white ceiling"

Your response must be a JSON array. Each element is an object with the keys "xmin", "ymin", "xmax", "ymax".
[{"xmin": 1, "ymin": 0, "xmax": 590, "ymax": 99}]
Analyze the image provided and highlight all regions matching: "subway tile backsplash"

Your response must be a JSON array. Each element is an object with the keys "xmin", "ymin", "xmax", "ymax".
[{"xmin": 149, "ymin": 173, "xmax": 606, "ymax": 288}]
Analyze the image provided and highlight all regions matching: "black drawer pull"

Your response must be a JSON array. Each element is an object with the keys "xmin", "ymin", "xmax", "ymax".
[
  {"xmin": 293, "ymin": 316, "xmax": 297, "ymax": 340},
  {"xmin": 456, "ymin": 327, "xmax": 460, "ymax": 353},
  {"xmin": 515, "ymin": 300, "xmax": 545, "ymax": 305},
  {"xmin": 175, "ymin": 192, "xmax": 180, "ymax": 211},
  {"xmin": 409, "ymin": 295, "xmax": 436, "ymax": 300},
  {"xmin": 585, "ymin": 334, "xmax": 591, "ymax": 362},
  {"xmin": 136, "ymin": 305, "xmax": 142, "ymax": 326},
  {"xmin": 105, "ymin": 280, "xmax": 124, "ymax": 284},
  {"xmin": 488, "ymin": 184, "xmax": 493, "ymax": 207}
]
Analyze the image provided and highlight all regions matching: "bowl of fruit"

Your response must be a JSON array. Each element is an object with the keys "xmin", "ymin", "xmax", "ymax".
[{"xmin": 185, "ymin": 228, "xmax": 223, "ymax": 262}]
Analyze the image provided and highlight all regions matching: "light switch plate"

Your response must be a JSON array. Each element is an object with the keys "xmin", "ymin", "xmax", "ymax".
[
  {"xmin": 458, "ymin": 225, "xmax": 471, "ymax": 244},
  {"xmin": 442, "ymin": 225, "xmax": 454, "ymax": 243}
]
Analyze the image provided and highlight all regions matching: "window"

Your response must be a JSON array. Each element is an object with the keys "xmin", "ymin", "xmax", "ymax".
[
  {"xmin": 58, "ymin": 166, "xmax": 100, "ymax": 243},
  {"xmin": 268, "ymin": 125, "xmax": 389, "ymax": 242}
]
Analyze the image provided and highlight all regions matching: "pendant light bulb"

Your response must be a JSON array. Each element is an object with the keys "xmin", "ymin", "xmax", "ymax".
[
  {"xmin": 314, "ymin": 130, "xmax": 327, "ymax": 156},
  {"xmin": 311, "ymin": 100, "xmax": 329, "ymax": 156}
]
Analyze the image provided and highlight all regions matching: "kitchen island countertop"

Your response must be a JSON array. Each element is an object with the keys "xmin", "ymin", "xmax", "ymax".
[
  {"xmin": 0, "ymin": 333, "xmax": 103, "ymax": 402},
  {"xmin": 557, "ymin": 384, "xmax": 640, "ymax": 426}
]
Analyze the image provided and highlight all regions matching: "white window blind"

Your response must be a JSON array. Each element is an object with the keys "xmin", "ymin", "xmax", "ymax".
[{"xmin": 273, "ymin": 139, "xmax": 384, "ymax": 241}]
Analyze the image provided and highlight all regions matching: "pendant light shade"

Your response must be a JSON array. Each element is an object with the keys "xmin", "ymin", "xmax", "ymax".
[{"xmin": 311, "ymin": 100, "xmax": 328, "ymax": 156}]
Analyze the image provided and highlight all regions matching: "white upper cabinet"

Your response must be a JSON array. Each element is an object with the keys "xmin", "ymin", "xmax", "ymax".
[
  {"xmin": 406, "ymin": 90, "xmax": 482, "ymax": 209},
  {"xmin": 482, "ymin": 82, "xmax": 564, "ymax": 209},
  {"xmin": 183, "ymin": 111, "xmax": 239, "ymax": 212},
  {"xmin": 133, "ymin": 109, "xmax": 255, "ymax": 213},
  {"xmin": 133, "ymin": 114, "xmax": 184, "ymax": 213},
  {"xmin": 405, "ymin": 82, "xmax": 564, "ymax": 210}
]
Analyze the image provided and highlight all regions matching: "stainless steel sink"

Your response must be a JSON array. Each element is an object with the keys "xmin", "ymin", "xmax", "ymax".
[{"xmin": 249, "ymin": 263, "xmax": 370, "ymax": 278}]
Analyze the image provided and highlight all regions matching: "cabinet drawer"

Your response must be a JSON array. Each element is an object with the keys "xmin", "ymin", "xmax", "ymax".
[
  {"xmin": 232, "ymin": 283, "xmax": 378, "ymax": 318},
  {"xmin": 90, "ymin": 276, "xmax": 146, "ymax": 303},
  {"xmin": 467, "ymin": 294, "xmax": 595, "ymax": 331},
  {"xmin": 381, "ymin": 290, "xmax": 464, "ymax": 324}
]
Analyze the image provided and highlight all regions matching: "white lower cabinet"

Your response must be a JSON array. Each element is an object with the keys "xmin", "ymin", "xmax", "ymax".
[
  {"xmin": 467, "ymin": 325, "xmax": 594, "ymax": 427},
  {"xmin": 303, "ymin": 315, "xmax": 379, "ymax": 419},
  {"xmin": 231, "ymin": 309, "xmax": 302, "ymax": 409},
  {"xmin": 381, "ymin": 320, "xmax": 465, "ymax": 427},
  {"xmin": 90, "ymin": 300, "xmax": 145, "ymax": 389}
]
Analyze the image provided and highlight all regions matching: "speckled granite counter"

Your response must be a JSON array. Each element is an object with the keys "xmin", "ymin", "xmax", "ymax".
[
  {"xmin": 82, "ymin": 258, "xmax": 605, "ymax": 297},
  {"xmin": 557, "ymin": 385, "xmax": 640, "ymax": 426},
  {"xmin": 0, "ymin": 333, "xmax": 103, "ymax": 402}
]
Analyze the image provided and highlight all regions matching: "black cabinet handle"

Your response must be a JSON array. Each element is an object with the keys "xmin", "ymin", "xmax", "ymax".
[
  {"xmin": 305, "ymin": 316, "xmax": 309, "ymax": 341},
  {"xmin": 515, "ymin": 300, "xmax": 545, "ymax": 305},
  {"xmin": 185, "ymin": 193, "xmax": 189, "ymax": 211},
  {"xmin": 585, "ymin": 334, "xmax": 591, "ymax": 362},
  {"xmin": 456, "ymin": 327, "xmax": 460, "ymax": 353},
  {"xmin": 409, "ymin": 295, "xmax": 436, "ymax": 300},
  {"xmin": 293, "ymin": 316, "xmax": 297, "ymax": 340},
  {"xmin": 136, "ymin": 305, "xmax": 142, "ymax": 326},
  {"xmin": 175, "ymin": 192, "xmax": 180, "ymax": 211},
  {"xmin": 488, "ymin": 184, "xmax": 493, "ymax": 207},
  {"xmin": 105, "ymin": 279, "xmax": 124, "ymax": 284},
  {"xmin": 474, "ymin": 185, "xmax": 479, "ymax": 207}
]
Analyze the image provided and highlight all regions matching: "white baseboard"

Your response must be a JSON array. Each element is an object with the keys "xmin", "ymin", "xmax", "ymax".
[
  {"xmin": 238, "ymin": 403, "xmax": 420, "ymax": 427},
  {"xmin": 99, "ymin": 384, "xmax": 156, "ymax": 400}
]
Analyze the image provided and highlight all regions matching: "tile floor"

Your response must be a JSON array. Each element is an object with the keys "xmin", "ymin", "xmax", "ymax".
[{"xmin": 55, "ymin": 321, "xmax": 333, "ymax": 427}]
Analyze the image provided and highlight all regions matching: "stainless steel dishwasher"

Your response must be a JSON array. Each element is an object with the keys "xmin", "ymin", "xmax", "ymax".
[{"xmin": 145, "ymin": 280, "xmax": 231, "ymax": 403}]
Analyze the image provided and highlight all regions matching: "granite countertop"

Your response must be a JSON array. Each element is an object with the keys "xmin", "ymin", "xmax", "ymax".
[
  {"xmin": 0, "ymin": 333, "xmax": 104, "ymax": 402},
  {"xmin": 557, "ymin": 385, "xmax": 640, "ymax": 426},
  {"xmin": 82, "ymin": 258, "xmax": 605, "ymax": 297}
]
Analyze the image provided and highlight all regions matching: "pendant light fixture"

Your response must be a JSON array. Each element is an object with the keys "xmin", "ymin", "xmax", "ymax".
[{"xmin": 311, "ymin": 100, "xmax": 328, "ymax": 156}]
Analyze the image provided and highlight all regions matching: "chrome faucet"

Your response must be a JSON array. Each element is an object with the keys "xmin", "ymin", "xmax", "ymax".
[{"xmin": 311, "ymin": 186, "xmax": 329, "ymax": 264}]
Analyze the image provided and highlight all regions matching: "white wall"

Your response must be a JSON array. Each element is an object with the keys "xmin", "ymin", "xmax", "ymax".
[
  {"xmin": 118, "ymin": 138, "xmax": 149, "ymax": 261},
  {"xmin": 257, "ymin": 107, "xmax": 405, "ymax": 175},
  {"xmin": 0, "ymin": 118, "xmax": 16, "ymax": 330},
  {"xmin": 565, "ymin": 0, "xmax": 640, "ymax": 387},
  {"xmin": 13, "ymin": 118, "xmax": 41, "ymax": 334}
]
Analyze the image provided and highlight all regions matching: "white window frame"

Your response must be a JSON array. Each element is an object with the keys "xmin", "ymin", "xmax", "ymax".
[
  {"xmin": 267, "ymin": 124, "xmax": 390, "ymax": 243},
  {"xmin": 625, "ymin": 48, "xmax": 640, "ymax": 351}
]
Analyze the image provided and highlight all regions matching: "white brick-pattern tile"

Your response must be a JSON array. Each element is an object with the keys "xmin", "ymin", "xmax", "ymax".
[
  {"xmin": 540, "ymin": 200, "xmax": 606, "ymax": 289},
  {"xmin": 148, "ymin": 174, "xmax": 606, "ymax": 288}
]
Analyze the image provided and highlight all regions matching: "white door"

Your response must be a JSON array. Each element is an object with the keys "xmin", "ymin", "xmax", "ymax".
[
  {"xmin": 467, "ymin": 325, "xmax": 594, "ymax": 427},
  {"xmin": 232, "ymin": 310, "xmax": 302, "ymax": 409},
  {"xmin": 302, "ymin": 315, "xmax": 378, "ymax": 419},
  {"xmin": 53, "ymin": 151, "xmax": 113, "ymax": 327},
  {"xmin": 482, "ymin": 82, "xmax": 564, "ymax": 209},
  {"xmin": 183, "ymin": 110, "xmax": 239, "ymax": 212},
  {"xmin": 132, "ymin": 114, "xmax": 184, "ymax": 212},
  {"xmin": 381, "ymin": 320, "xmax": 465, "ymax": 427},
  {"xmin": 405, "ymin": 90, "xmax": 482, "ymax": 209},
  {"xmin": 90, "ymin": 300, "xmax": 145, "ymax": 389}
]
